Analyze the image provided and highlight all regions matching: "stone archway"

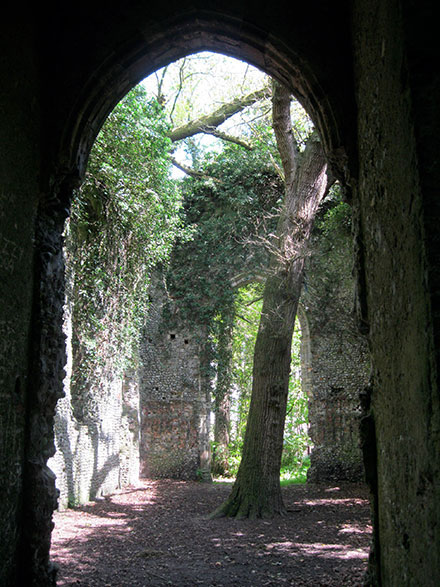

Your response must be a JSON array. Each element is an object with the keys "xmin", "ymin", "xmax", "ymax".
[
  {"xmin": 29, "ymin": 18, "xmax": 353, "ymax": 581},
  {"xmin": 2, "ymin": 2, "xmax": 439, "ymax": 585},
  {"xmin": 46, "ymin": 7, "xmax": 354, "ymax": 190}
]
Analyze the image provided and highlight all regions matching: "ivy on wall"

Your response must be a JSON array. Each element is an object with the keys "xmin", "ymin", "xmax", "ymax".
[
  {"xmin": 164, "ymin": 141, "xmax": 283, "ymax": 327},
  {"xmin": 67, "ymin": 85, "xmax": 188, "ymax": 417}
]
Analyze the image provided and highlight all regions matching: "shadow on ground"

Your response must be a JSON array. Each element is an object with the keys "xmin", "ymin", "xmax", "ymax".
[{"xmin": 50, "ymin": 479, "xmax": 371, "ymax": 586}]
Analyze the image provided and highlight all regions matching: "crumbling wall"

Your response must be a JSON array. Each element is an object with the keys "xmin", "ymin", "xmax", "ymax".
[
  {"xmin": 50, "ymin": 374, "xmax": 140, "ymax": 508},
  {"xmin": 301, "ymin": 204, "xmax": 369, "ymax": 483},
  {"xmin": 305, "ymin": 317, "xmax": 369, "ymax": 482},
  {"xmin": 139, "ymin": 276, "xmax": 211, "ymax": 480},
  {"xmin": 49, "ymin": 375, "xmax": 128, "ymax": 507},
  {"xmin": 119, "ymin": 371, "xmax": 141, "ymax": 488},
  {"xmin": 48, "ymin": 301, "xmax": 140, "ymax": 507}
]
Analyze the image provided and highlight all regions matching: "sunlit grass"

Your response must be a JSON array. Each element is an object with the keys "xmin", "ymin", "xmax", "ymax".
[
  {"xmin": 280, "ymin": 458, "xmax": 310, "ymax": 486},
  {"xmin": 212, "ymin": 460, "xmax": 310, "ymax": 487}
]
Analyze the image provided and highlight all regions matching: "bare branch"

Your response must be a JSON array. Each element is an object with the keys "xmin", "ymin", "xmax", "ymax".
[
  {"xmin": 168, "ymin": 87, "xmax": 270, "ymax": 143},
  {"xmin": 268, "ymin": 152, "xmax": 284, "ymax": 181},
  {"xmin": 156, "ymin": 66, "xmax": 169, "ymax": 104},
  {"xmin": 170, "ymin": 157, "xmax": 222, "ymax": 183},
  {"xmin": 235, "ymin": 313, "xmax": 253, "ymax": 325},
  {"xmin": 169, "ymin": 58, "xmax": 187, "ymax": 125}
]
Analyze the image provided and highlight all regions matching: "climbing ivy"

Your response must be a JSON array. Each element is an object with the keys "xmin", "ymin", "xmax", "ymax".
[
  {"xmin": 67, "ymin": 85, "xmax": 187, "ymax": 415},
  {"xmin": 302, "ymin": 187, "xmax": 353, "ymax": 334},
  {"xmin": 164, "ymin": 141, "xmax": 283, "ymax": 328}
]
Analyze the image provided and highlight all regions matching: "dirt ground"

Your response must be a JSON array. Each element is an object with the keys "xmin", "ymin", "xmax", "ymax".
[{"xmin": 50, "ymin": 479, "xmax": 372, "ymax": 586}]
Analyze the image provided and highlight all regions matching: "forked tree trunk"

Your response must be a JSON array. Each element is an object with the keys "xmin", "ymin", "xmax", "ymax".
[{"xmin": 212, "ymin": 81, "xmax": 330, "ymax": 518}]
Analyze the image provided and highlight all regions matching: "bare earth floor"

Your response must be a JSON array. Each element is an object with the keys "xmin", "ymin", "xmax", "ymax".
[{"xmin": 51, "ymin": 480, "xmax": 372, "ymax": 586}]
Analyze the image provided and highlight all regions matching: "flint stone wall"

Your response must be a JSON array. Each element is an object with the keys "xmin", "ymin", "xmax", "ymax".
[
  {"xmin": 139, "ymin": 277, "xmax": 211, "ymax": 480},
  {"xmin": 48, "ymin": 304, "xmax": 140, "ymax": 508},
  {"xmin": 301, "ymin": 213, "xmax": 370, "ymax": 483}
]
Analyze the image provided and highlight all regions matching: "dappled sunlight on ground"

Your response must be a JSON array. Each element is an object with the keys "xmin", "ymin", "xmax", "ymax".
[
  {"xmin": 51, "ymin": 480, "xmax": 371, "ymax": 586},
  {"xmin": 299, "ymin": 498, "xmax": 368, "ymax": 507},
  {"xmin": 284, "ymin": 542, "xmax": 368, "ymax": 560}
]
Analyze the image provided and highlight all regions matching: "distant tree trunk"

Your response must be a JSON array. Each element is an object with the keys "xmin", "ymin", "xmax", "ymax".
[
  {"xmin": 211, "ymin": 305, "xmax": 235, "ymax": 477},
  {"xmin": 212, "ymin": 81, "xmax": 330, "ymax": 518}
]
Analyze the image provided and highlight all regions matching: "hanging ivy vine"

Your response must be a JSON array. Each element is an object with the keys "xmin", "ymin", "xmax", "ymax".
[{"xmin": 66, "ymin": 85, "xmax": 188, "ymax": 417}]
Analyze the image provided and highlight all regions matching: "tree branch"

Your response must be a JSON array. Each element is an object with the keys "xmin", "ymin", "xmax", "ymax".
[
  {"xmin": 272, "ymin": 81, "xmax": 299, "ymax": 190},
  {"xmin": 200, "ymin": 127, "xmax": 253, "ymax": 150},
  {"xmin": 170, "ymin": 157, "xmax": 222, "ymax": 183},
  {"xmin": 169, "ymin": 58, "xmax": 187, "ymax": 125},
  {"xmin": 168, "ymin": 87, "xmax": 270, "ymax": 143}
]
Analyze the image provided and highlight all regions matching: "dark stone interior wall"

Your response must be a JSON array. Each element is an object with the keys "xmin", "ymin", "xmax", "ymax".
[
  {"xmin": 353, "ymin": 0, "xmax": 440, "ymax": 583},
  {"xmin": 0, "ymin": 12, "xmax": 43, "ymax": 586}
]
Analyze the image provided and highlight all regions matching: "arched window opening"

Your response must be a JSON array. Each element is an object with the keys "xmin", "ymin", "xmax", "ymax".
[
  {"xmin": 48, "ymin": 51, "xmax": 368, "ymax": 508},
  {"xmin": 41, "ymin": 28, "xmax": 370, "ymax": 585}
]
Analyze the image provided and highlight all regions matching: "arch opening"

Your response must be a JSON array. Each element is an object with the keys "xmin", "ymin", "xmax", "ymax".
[
  {"xmin": 49, "ymin": 48, "xmax": 368, "ymax": 504},
  {"xmin": 29, "ymin": 15, "xmax": 362, "ymax": 585},
  {"xmin": 53, "ymin": 12, "xmax": 352, "ymax": 191},
  {"xmin": 2, "ymin": 4, "xmax": 438, "ymax": 585}
]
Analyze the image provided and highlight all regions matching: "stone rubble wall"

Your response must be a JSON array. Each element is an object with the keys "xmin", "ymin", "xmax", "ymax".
[
  {"xmin": 301, "ymin": 218, "xmax": 370, "ymax": 483},
  {"xmin": 119, "ymin": 372, "xmax": 141, "ymax": 488},
  {"xmin": 304, "ymin": 309, "xmax": 369, "ymax": 482},
  {"xmin": 48, "ymin": 305, "xmax": 140, "ymax": 508},
  {"xmin": 139, "ymin": 276, "xmax": 211, "ymax": 480}
]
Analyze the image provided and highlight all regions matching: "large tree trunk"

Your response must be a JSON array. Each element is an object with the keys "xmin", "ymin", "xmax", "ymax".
[
  {"xmin": 212, "ymin": 81, "xmax": 330, "ymax": 518},
  {"xmin": 211, "ymin": 305, "xmax": 235, "ymax": 477}
]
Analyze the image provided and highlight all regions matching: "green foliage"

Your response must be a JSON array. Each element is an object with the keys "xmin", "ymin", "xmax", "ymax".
[
  {"xmin": 281, "ymin": 324, "xmax": 310, "ymax": 474},
  {"xmin": 304, "ymin": 186, "xmax": 353, "ymax": 330},
  {"xmin": 164, "ymin": 142, "xmax": 283, "ymax": 328},
  {"xmin": 229, "ymin": 283, "xmax": 263, "ymax": 456},
  {"xmin": 68, "ymin": 85, "xmax": 186, "ymax": 412},
  {"xmin": 315, "ymin": 184, "xmax": 351, "ymax": 239},
  {"xmin": 280, "ymin": 457, "xmax": 310, "ymax": 485}
]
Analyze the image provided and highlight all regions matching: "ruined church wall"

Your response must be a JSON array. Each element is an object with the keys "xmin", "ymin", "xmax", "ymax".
[
  {"xmin": 139, "ymin": 277, "xmax": 211, "ymax": 480},
  {"xmin": 301, "ymin": 208, "xmax": 370, "ymax": 483},
  {"xmin": 303, "ymin": 305, "xmax": 369, "ymax": 482},
  {"xmin": 48, "ymin": 305, "xmax": 140, "ymax": 508}
]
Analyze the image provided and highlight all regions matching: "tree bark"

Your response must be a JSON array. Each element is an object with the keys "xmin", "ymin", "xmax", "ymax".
[
  {"xmin": 168, "ymin": 88, "xmax": 269, "ymax": 143},
  {"xmin": 212, "ymin": 81, "xmax": 330, "ymax": 518}
]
